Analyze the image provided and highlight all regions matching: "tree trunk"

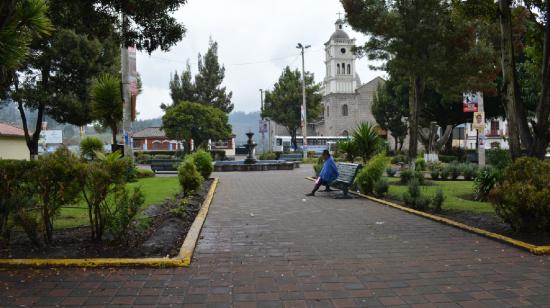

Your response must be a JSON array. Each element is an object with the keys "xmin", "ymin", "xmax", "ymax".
[
  {"xmin": 408, "ymin": 76, "xmax": 423, "ymax": 170},
  {"xmin": 530, "ymin": 1, "xmax": 550, "ymax": 158},
  {"xmin": 111, "ymin": 124, "xmax": 118, "ymax": 146},
  {"xmin": 498, "ymin": 0, "xmax": 532, "ymax": 159},
  {"xmin": 290, "ymin": 128, "xmax": 297, "ymax": 152}
]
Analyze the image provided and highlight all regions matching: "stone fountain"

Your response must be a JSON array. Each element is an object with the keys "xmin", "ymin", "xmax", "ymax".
[
  {"xmin": 213, "ymin": 132, "xmax": 300, "ymax": 172},
  {"xmin": 243, "ymin": 132, "xmax": 257, "ymax": 164}
]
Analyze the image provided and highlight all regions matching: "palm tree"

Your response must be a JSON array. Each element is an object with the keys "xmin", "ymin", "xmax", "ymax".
[
  {"xmin": 0, "ymin": 0, "xmax": 53, "ymax": 95},
  {"xmin": 352, "ymin": 122, "xmax": 385, "ymax": 164},
  {"xmin": 91, "ymin": 74, "xmax": 122, "ymax": 147}
]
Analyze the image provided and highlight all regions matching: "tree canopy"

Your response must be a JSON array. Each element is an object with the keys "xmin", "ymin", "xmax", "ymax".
[
  {"xmin": 91, "ymin": 74, "xmax": 122, "ymax": 146},
  {"xmin": 168, "ymin": 40, "xmax": 233, "ymax": 113},
  {"xmin": 162, "ymin": 101, "xmax": 232, "ymax": 152},
  {"xmin": 261, "ymin": 66, "xmax": 322, "ymax": 150}
]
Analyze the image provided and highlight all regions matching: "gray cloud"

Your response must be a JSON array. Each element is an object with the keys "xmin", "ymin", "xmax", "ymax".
[{"xmin": 136, "ymin": 0, "xmax": 384, "ymax": 120}]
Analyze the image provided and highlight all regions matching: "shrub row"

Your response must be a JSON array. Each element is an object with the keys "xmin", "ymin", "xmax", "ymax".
[
  {"xmin": 178, "ymin": 150, "xmax": 213, "ymax": 196},
  {"xmin": 429, "ymin": 161, "xmax": 478, "ymax": 180},
  {"xmin": 0, "ymin": 148, "xmax": 144, "ymax": 247}
]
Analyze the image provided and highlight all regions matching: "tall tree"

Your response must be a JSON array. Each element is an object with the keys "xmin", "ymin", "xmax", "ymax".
[
  {"xmin": 8, "ymin": 0, "xmax": 188, "ymax": 159},
  {"xmin": 261, "ymin": 66, "xmax": 322, "ymax": 150},
  {"xmin": 344, "ymin": 0, "xmax": 495, "ymax": 168},
  {"xmin": 0, "ymin": 0, "xmax": 52, "ymax": 97},
  {"xmin": 162, "ymin": 101, "xmax": 232, "ymax": 152},
  {"xmin": 91, "ymin": 74, "xmax": 122, "ymax": 146},
  {"xmin": 372, "ymin": 81, "xmax": 408, "ymax": 152},
  {"xmin": 194, "ymin": 40, "xmax": 233, "ymax": 113},
  {"xmin": 169, "ymin": 61, "xmax": 195, "ymax": 104}
]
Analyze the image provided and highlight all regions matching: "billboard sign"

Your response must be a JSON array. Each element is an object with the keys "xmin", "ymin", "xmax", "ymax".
[
  {"xmin": 463, "ymin": 92, "xmax": 479, "ymax": 113},
  {"xmin": 259, "ymin": 120, "xmax": 268, "ymax": 133},
  {"xmin": 472, "ymin": 112, "xmax": 485, "ymax": 131},
  {"xmin": 39, "ymin": 130, "xmax": 63, "ymax": 144}
]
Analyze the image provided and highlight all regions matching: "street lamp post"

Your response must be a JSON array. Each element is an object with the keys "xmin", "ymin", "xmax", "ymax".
[{"xmin": 296, "ymin": 43, "xmax": 310, "ymax": 159}]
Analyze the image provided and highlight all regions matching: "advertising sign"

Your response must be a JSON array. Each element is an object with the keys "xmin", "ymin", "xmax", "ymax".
[
  {"xmin": 463, "ymin": 92, "xmax": 479, "ymax": 112},
  {"xmin": 39, "ymin": 130, "xmax": 63, "ymax": 144},
  {"xmin": 259, "ymin": 120, "xmax": 268, "ymax": 133},
  {"xmin": 472, "ymin": 112, "xmax": 485, "ymax": 130}
]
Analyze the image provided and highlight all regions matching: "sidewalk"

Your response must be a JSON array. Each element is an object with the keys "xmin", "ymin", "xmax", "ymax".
[{"xmin": 1, "ymin": 167, "xmax": 549, "ymax": 307}]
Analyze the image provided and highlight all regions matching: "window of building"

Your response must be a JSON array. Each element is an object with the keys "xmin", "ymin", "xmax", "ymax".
[
  {"xmin": 347, "ymin": 64, "xmax": 351, "ymax": 74},
  {"xmin": 342, "ymin": 130, "xmax": 349, "ymax": 137},
  {"xmin": 342, "ymin": 63, "xmax": 345, "ymax": 73},
  {"xmin": 490, "ymin": 120, "xmax": 499, "ymax": 135},
  {"xmin": 337, "ymin": 64, "xmax": 340, "ymax": 74},
  {"xmin": 491, "ymin": 142, "xmax": 500, "ymax": 149},
  {"xmin": 326, "ymin": 105, "xmax": 329, "ymax": 118},
  {"xmin": 342, "ymin": 104, "xmax": 348, "ymax": 116}
]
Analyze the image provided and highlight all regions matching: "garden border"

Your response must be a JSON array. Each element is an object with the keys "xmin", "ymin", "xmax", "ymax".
[
  {"xmin": 306, "ymin": 177, "xmax": 550, "ymax": 255},
  {"xmin": 0, "ymin": 178, "xmax": 219, "ymax": 268}
]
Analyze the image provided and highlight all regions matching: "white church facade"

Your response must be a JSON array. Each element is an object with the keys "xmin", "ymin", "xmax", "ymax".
[{"xmin": 267, "ymin": 18, "xmax": 403, "ymax": 150}]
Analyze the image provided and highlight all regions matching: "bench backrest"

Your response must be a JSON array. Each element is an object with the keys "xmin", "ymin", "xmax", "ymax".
[
  {"xmin": 335, "ymin": 163, "xmax": 361, "ymax": 184},
  {"xmin": 150, "ymin": 159, "xmax": 181, "ymax": 170}
]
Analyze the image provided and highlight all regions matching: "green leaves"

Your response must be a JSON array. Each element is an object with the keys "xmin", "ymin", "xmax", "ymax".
[
  {"xmin": 91, "ymin": 73, "xmax": 122, "ymax": 144},
  {"xmin": 352, "ymin": 122, "xmax": 385, "ymax": 164},
  {"xmin": 162, "ymin": 101, "xmax": 232, "ymax": 151}
]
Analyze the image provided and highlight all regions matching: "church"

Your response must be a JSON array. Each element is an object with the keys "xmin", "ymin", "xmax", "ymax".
[{"xmin": 268, "ymin": 18, "xmax": 391, "ymax": 147}]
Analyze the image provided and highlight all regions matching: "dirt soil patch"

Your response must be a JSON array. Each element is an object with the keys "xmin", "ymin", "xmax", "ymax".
[
  {"xmin": 383, "ymin": 196, "xmax": 550, "ymax": 246},
  {"xmin": 0, "ymin": 179, "xmax": 213, "ymax": 259}
]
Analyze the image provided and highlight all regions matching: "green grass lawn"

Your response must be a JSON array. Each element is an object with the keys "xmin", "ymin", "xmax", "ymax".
[
  {"xmin": 55, "ymin": 176, "xmax": 180, "ymax": 229},
  {"xmin": 384, "ymin": 177, "xmax": 495, "ymax": 214}
]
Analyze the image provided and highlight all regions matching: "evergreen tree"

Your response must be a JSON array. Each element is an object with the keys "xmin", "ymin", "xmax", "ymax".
[
  {"xmin": 194, "ymin": 40, "xmax": 233, "ymax": 113},
  {"xmin": 372, "ymin": 81, "xmax": 408, "ymax": 153},
  {"xmin": 262, "ymin": 66, "xmax": 322, "ymax": 150},
  {"xmin": 169, "ymin": 61, "xmax": 195, "ymax": 105}
]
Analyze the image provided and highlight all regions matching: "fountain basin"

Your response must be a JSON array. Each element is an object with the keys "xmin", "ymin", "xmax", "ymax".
[{"xmin": 214, "ymin": 160, "xmax": 300, "ymax": 172}]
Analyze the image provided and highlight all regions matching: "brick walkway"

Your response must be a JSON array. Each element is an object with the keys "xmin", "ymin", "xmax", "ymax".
[{"xmin": 1, "ymin": 167, "xmax": 550, "ymax": 307}]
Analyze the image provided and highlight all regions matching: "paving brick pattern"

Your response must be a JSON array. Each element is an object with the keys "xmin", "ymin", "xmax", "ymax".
[{"xmin": 1, "ymin": 167, "xmax": 550, "ymax": 307}]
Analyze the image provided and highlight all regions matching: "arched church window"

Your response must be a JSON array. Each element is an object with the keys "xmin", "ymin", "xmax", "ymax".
[
  {"xmin": 342, "ymin": 104, "xmax": 348, "ymax": 116},
  {"xmin": 337, "ymin": 64, "xmax": 340, "ymax": 74},
  {"xmin": 347, "ymin": 64, "xmax": 351, "ymax": 74},
  {"xmin": 342, "ymin": 63, "xmax": 346, "ymax": 73},
  {"xmin": 342, "ymin": 130, "xmax": 349, "ymax": 137},
  {"xmin": 326, "ymin": 105, "xmax": 330, "ymax": 118}
]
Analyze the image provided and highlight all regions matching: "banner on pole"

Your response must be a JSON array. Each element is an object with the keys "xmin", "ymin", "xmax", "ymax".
[
  {"xmin": 472, "ymin": 112, "xmax": 485, "ymax": 130},
  {"xmin": 463, "ymin": 92, "xmax": 479, "ymax": 112},
  {"xmin": 259, "ymin": 120, "xmax": 268, "ymax": 133}
]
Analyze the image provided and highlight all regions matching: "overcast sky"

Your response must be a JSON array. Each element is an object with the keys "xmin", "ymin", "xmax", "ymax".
[{"xmin": 136, "ymin": 0, "xmax": 385, "ymax": 120}]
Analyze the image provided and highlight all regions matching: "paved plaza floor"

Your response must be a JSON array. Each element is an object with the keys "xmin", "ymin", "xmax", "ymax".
[{"xmin": 1, "ymin": 167, "xmax": 550, "ymax": 307}]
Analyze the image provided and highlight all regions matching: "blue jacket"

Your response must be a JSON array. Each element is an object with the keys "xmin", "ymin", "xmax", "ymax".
[{"xmin": 319, "ymin": 156, "xmax": 338, "ymax": 182}]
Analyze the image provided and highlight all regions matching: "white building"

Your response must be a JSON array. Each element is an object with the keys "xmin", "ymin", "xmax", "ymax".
[{"xmin": 453, "ymin": 117, "xmax": 509, "ymax": 150}]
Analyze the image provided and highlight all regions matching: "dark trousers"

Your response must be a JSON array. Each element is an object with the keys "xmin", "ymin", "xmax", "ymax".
[{"xmin": 311, "ymin": 179, "xmax": 330, "ymax": 194}]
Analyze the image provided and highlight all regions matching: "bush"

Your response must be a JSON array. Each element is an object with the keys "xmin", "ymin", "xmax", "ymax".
[
  {"xmin": 186, "ymin": 150, "xmax": 213, "ymax": 179},
  {"xmin": 448, "ymin": 161, "xmax": 461, "ymax": 180},
  {"xmin": 403, "ymin": 179, "xmax": 430, "ymax": 210},
  {"xmin": 313, "ymin": 156, "xmax": 324, "ymax": 176},
  {"xmin": 336, "ymin": 140, "xmax": 357, "ymax": 162},
  {"xmin": 399, "ymin": 169, "xmax": 425, "ymax": 185},
  {"xmin": 136, "ymin": 168, "xmax": 155, "ymax": 178},
  {"xmin": 107, "ymin": 187, "xmax": 144, "ymax": 242},
  {"xmin": 486, "ymin": 149, "xmax": 511, "ymax": 169},
  {"xmin": 0, "ymin": 160, "xmax": 39, "ymax": 245},
  {"xmin": 489, "ymin": 158, "xmax": 550, "ymax": 233},
  {"xmin": 462, "ymin": 163, "xmax": 478, "ymax": 180},
  {"xmin": 80, "ymin": 136, "xmax": 104, "ymax": 160},
  {"xmin": 439, "ymin": 155, "xmax": 458, "ymax": 163},
  {"xmin": 432, "ymin": 188, "xmax": 445, "ymax": 212},
  {"xmin": 373, "ymin": 179, "xmax": 389, "ymax": 197},
  {"xmin": 391, "ymin": 154, "xmax": 406, "ymax": 164},
  {"xmin": 355, "ymin": 154, "xmax": 390, "ymax": 194},
  {"xmin": 259, "ymin": 151, "xmax": 277, "ymax": 160},
  {"xmin": 35, "ymin": 147, "xmax": 83, "ymax": 244},
  {"xmin": 440, "ymin": 166, "xmax": 451, "ymax": 180},
  {"xmin": 386, "ymin": 167, "xmax": 397, "ymax": 177},
  {"xmin": 474, "ymin": 166, "xmax": 500, "ymax": 201},
  {"xmin": 135, "ymin": 152, "xmax": 152, "ymax": 164},
  {"xmin": 153, "ymin": 154, "xmax": 173, "ymax": 160},
  {"xmin": 430, "ymin": 169, "xmax": 440, "ymax": 180},
  {"xmin": 82, "ymin": 151, "xmax": 130, "ymax": 241},
  {"xmin": 178, "ymin": 160, "xmax": 204, "ymax": 197},
  {"xmin": 415, "ymin": 158, "xmax": 426, "ymax": 171}
]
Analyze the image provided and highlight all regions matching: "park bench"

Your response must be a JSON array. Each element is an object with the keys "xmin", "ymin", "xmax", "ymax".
[
  {"xmin": 279, "ymin": 153, "xmax": 303, "ymax": 162},
  {"xmin": 150, "ymin": 159, "xmax": 181, "ymax": 173},
  {"xmin": 330, "ymin": 162, "xmax": 362, "ymax": 199}
]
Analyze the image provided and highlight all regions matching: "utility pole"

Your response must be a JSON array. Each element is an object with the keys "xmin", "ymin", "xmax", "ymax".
[
  {"xmin": 478, "ymin": 92, "xmax": 486, "ymax": 166},
  {"xmin": 259, "ymin": 89, "xmax": 265, "ymax": 153},
  {"xmin": 121, "ymin": 13, "xmax": 133, "ymax": 160},
  {"xmin": 297, "ymin": 43, "xmax": 310, "ymax": 159}
]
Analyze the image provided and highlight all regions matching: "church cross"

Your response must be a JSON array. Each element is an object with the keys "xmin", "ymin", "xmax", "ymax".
[{"xmin": 337, "ymin": 12, "xmax": 343, "ymax": 20}]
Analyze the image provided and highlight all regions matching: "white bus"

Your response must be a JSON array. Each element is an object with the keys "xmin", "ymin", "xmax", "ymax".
[{"xmin": 272, "ymin": 136, "xmax": 350, "ymax": 154}]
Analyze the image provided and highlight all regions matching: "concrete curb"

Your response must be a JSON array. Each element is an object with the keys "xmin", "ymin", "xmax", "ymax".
[
  {"xmin": 0, "ymin": 178, "xmax": 219, "ymax": 268},
  {"xmin": 306, "ymin": 177, "xmax": 550, "ymax": 255}
]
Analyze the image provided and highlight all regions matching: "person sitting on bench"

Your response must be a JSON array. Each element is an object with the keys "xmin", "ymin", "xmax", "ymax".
[{"xmin": 306, "ymin": 150, "xmax": 338, "ymax": 196}]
